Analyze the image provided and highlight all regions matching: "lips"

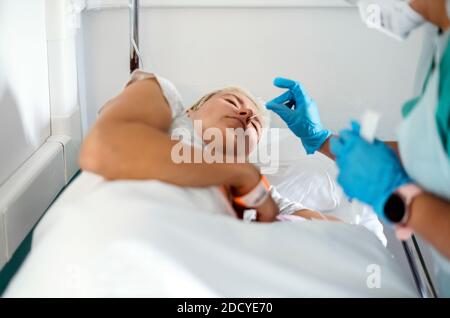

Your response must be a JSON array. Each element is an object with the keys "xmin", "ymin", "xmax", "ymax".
[{"xmin": 226, "ymin": 116, "xmax": 246, "ymax": 130}]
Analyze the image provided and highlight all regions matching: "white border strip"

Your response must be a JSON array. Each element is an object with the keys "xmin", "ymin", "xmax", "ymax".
[
  {"xmin": 86, "ymin": 0, "xmax": 352, "ymax": 10},
  {"xmin": 0, "ymin": 141, "xmax": 66, "ymax": 265},
  {"xmin": 0, "ymin": 212, "xmax": 6, "ymax": 269}
]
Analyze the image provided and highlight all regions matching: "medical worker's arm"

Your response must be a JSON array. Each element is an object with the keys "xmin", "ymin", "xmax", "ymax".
[
  {"xmin": 410, "ymin": 0, "xmax": 450, "ymax": 31},
  {"xmin": 331, "ymin": 123, "xmax": 450, "ymax": 259},
  {"xmin": 407, "ymin": 193, "xmax": 450, "ymax": 259},
  {"xmin": 266, "ymin": 77, "xmax": 332, "ymax": 155},
  {"xmin": 318, "ymin": 138, "xmax": 336, "ymax": 160},
  {"xmin": 79, "ymin": 78, "xmax": 278, "ymax": 221},
  {"xmin": 267, "ymin": 78, "xmax": 404, "ymax": 160},
  {"xmin": 315, "ymin": 135, "xmax": 399, "ymax": 161}
]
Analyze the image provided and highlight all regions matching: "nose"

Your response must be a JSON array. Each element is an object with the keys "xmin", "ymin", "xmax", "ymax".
[{"xmin": 238, "ymin": 108, "xmax": 253, "ymax": 122}]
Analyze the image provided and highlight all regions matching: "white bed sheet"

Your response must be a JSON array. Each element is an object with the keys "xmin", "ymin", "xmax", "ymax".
[{"xmin": 4, "ymin": 175, "xmax": 417, "ymax": 297}]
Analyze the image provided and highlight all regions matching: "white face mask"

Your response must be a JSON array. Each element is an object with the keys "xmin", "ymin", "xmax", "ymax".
[{"xmin": 353, "ymin": 0, "xmax": 425, "ymax": 41}]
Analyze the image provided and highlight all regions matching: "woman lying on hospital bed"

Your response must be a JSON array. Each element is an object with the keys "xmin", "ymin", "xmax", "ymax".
[
  {"xmin": 4, "ymin": 71, "xmax": 414, "ymax": 297},
  {"xmin": 79, "ymin": 70, "xmax": 340, "ymax": 223}
]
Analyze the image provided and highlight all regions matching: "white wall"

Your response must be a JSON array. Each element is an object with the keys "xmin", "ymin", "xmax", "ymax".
[
  {"xmin": 46, "ymin": 0, "xmax": 84, "ymax": 180},
  {"xmin": 80, "ymin": 6, "xmax": 425, "ymax": 140},
  {"xmin": 0, "ymin": 0, "xmax": 51, "ymax": 186},
  {"xmin": 0, "ymin": 0, "xmax": 83, "ymax": 270}
]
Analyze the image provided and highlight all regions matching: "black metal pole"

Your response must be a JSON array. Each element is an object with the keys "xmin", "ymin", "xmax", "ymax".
[{"xmin": 130, "ymin": 0, "xmax": 140, "ymax": 73}]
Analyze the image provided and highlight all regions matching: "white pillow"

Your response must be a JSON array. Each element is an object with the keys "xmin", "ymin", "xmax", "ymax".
[
  {"xmin": 267, "ymin": 156, "xmax": 341, "ymax": 212},
  {"xmin": 252, "ymin": 125, "xmax": 341, "ymax": 212},
  {"xmin": 256, "ymin": 127, "xmax": 386, "ymax": 245}
]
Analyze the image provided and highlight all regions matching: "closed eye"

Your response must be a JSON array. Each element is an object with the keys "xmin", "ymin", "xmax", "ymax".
[{"xmin": 225, "ymin": 98, "xmax": 238, "ymax": 108}]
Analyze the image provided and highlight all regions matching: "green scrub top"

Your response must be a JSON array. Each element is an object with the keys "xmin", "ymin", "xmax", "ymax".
[{"xmin": 402, "ymin": 31, "xmax": 450, "ymax": 158}]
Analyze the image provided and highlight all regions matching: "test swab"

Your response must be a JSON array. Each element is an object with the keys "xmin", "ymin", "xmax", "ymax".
[{"xmin": 360, "ymin": 110, "xmax": 381, "ymax": 143}]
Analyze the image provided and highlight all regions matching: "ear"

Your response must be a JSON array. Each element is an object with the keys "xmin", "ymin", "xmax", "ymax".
[{"xmin": 187, "ymin": 108, "xmax": 200, "ymax": 120}]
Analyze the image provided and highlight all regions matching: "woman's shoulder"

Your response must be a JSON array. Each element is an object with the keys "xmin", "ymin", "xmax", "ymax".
[{"xmin": 126, "ymin": 69, "xmax": 186, "ymax": 118}]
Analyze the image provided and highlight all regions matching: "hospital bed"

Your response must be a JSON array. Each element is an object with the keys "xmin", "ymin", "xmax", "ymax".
[
  {"xmin": 0, "ymin": 95, "xmax": 424, "ymax": 296},
  {"xmin": 0, "ymin": 0, "xmax": 438, "ymax": 297},
  {"xmin": 1, "ymin": 152, "xmax": 419, "ymax": 297}
]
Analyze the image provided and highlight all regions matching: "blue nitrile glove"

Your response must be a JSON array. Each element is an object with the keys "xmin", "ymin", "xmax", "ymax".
[
  {"xmin": 266, "ymin": 77, "xmax": 331, "ymax": 155},
  {"xmin": 330, "ymin": 121, "xmax": 412, "ymax": 220}
]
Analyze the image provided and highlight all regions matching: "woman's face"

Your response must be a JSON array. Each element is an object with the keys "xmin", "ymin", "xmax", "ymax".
[{"xmin": 187, "ymin": 91, "xmax": 263, "ymax": 157}]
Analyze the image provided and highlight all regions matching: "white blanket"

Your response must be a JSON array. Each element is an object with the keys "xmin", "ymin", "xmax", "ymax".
[{"xmin": 4, "ymin": 176, "xmax": 417, "ymax": 297}]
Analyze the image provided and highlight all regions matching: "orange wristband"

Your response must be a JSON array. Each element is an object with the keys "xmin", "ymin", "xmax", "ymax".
[{"xmin": 233, "ymin": 176, "xmax": 270, "ymax": 208}]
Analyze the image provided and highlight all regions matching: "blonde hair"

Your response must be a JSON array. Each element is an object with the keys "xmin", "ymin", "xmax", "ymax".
[{"xmin": 188, "ymin": 86, "xmax": 269, "ymax": 128}]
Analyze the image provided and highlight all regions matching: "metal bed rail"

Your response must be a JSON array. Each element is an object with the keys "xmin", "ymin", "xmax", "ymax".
[
  {"xmin": 130, "ymin": 0, "xmax": 141, "ymax": 73},
  {"xmin": 402, "ymin": 235, "xmax": 437, "ymax": 298}
]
